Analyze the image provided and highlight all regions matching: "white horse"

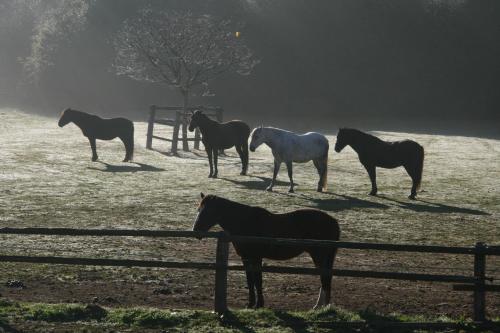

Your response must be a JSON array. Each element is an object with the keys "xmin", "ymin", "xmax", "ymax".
[{"xmin": 249, "ymin": 126, "xmax": 329, "ymax": 193}]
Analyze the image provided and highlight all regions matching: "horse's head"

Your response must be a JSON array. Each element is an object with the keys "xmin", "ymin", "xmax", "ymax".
[
  {"xmin": 249, "ymin": 126, "xmax": 265, "ymax": 152},
  {"xmin": 192, "ymin": 193, "xmax": 221, "ymax": 238},
  {"xmin": 58, "ymin": 108, "xmax": 72, "ymax": 127},
  {"xmin": 188, "ymin": 110, "xmax": 205, "ymax": 132},
  {"xmin": 334, "ymin": 128, "xmax": 349, "ymax": 153}
]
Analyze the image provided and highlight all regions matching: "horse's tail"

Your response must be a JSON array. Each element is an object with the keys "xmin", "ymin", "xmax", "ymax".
[{"xmin": 415, "ymin": 145, "xmax": 424, "ymax": 191}]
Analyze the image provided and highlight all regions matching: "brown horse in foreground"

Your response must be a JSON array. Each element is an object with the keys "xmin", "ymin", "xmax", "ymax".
[
  {"xmin": 192, "ymin": 193, "xmax": 340, "ymax": 309},
  {"xmin": 188, "ymin": 110, "xmax": 250, "ymax": 178},
  {"xmin": 335, "ymin": 128, "xmax": 424, "ymax": 199},
  {"xmin": 58, "ymin": 108, "xmax": 134, "ymax": 162}
]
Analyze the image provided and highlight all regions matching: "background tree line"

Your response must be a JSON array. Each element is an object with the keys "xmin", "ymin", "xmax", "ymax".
[{"xmin": 0, "ymin": 0, "xmax": 498, "ymax": 136}]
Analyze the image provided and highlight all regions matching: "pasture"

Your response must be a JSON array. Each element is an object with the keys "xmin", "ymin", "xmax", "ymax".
[{"xmin": 0, "ymin": 109, "xmax": 499, "ymax": 322}]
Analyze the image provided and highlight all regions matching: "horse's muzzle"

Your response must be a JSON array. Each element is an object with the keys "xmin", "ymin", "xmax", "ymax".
[
  {"xmin": 249, "ymin": 145, "xmax": 256, "ymax": 152},
  {"xmin": 188, "ymin": 125, "xmax": 195, "ymax": 132}
]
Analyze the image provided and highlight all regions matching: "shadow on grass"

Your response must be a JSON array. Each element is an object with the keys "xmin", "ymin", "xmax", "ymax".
[
  {"xmin": 87, "ymin": 162, "xmax": 165, "ymax": 173},
  {"xmin": 299, "ymin": 192, "xmax": 390, "ymax": 212},
  {"xmin": 220, "ymin": 311, "xmax": 258, "ymax": 333},
  {"xmin": 378, "ymin": 196, "xmax": 490, "ymax": 216},
  {"xmin": 220, "ymin": 176, "xmax": 292, "ymax": 191}
]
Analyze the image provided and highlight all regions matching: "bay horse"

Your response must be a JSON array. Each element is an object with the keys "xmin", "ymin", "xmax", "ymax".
[
  {"xmin": 249, "ymin": 126, "xmax": 329, "ymax": 193},
  {"xmin": 188, "ymin": 110, "xmax": 250, "ymax": 178},
  {"xmin": 58, "ymin": 108, "xmax": 134, "ymax": 162},
  {"xmin": 192, "ymin": 193, "xmax": 340, "ymax": 309},
  {"xmin": 334, "ymin": 128, "xmax": 424, "ymax": 199}
]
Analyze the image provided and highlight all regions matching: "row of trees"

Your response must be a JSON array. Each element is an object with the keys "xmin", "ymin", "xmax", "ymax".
[{"xmin": 1, "ymin": 0, "xmax": 499, "ymax": 133}]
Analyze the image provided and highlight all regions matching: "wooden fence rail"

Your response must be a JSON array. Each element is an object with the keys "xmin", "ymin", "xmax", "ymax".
[{"xmin": 0, "ymin": 227, "xmax": 499, "ymax": 323}]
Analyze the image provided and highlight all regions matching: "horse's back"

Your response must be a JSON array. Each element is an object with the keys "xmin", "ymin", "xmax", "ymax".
[
  {"xmin": 234, "ymin": 208, "xmax": 339, "ymax": 260},
  {"xmin": 92, "ymin": 117, "xmax": 133, "ymax": 140},
  {"xmin": 278, "ymin": 209, "xmax": 339, "ymax": 241},
  {"xmin": 206, "ymin": 120, "xmax": 250, "ymax": 148},
  {"xmin": 281, "ymin": 131, "xmax": 328, "ymax": 162}
]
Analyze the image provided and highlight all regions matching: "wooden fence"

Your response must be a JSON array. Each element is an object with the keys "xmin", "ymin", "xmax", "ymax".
[
  {"xmin": 146, "ymin": 105, "xmax": 223, "ymax": 154},
  {"xmin": 0, "ymin": 227, "xmax": 499, "ymax": 328}
]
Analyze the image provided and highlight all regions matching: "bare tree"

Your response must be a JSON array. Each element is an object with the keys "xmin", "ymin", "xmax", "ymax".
[{"xmin": 114, "ymin": 9, "xmax": 259, "ymax": 151}]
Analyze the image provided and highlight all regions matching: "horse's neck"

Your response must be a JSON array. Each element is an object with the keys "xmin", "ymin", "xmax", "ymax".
[
  {"xmin": 215, "ymin": 199, "xmax": 259, "ymax": 234},
  {"xmin": 68, "ymin": 111, "xmax": 89, "ymax": 128},
  {"xmin": 263, "ymin": 129, "xmax": 282, "ymax": 150},
  {"xmin": 347, "ymin": 131, "xmax": 372, "ymax": 155},
  {"xmin": 198, "ymin": 117, "xmax": 217, "ymax": 132}
]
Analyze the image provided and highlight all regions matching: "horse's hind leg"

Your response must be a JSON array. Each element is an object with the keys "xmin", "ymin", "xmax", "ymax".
[
  {"xmin": 120, "ymin": 134, "xmax": 134, "ymax": 162},
  {"xmin": 313, "ymin": 157, "xmax": 327, "ymax": 192},
  {"xmin": 312, "ymin": 251, "xmax": 335, "ymax": 309},
  {"xmin": 88, "ymin": 137, "xmax": 98, "ymax": 161},
  {"xmin": 243, "ymin": 259, "xmax": 256, "ymax": 308},
  {"xmin": 404, "ymin": 165, "xmax": 418, "ymax": 200},
  {"xmin": 236, "ymin": 143, "xmax": 248, "ymax": 175},
  {"xmin": 286, "ymin": 161, "xmax": 294, "ymax": 193},
  {"xmin": 363, "ymin": 164, "xmax": 377, "ymax": 195}
]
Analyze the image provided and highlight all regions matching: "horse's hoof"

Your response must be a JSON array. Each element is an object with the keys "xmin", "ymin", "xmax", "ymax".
[
  {"xmin": 91, "ymin": 157, "xmax": 98, "ymax": 162},
  {"xmin": 266, "ymin": 187, "xmax": 273, "ymax": 192},
  {"xmin": 409, "ymin": 194, "xmax": 416, "ymax": 200},
  {"xmin": 208, "ymin": 174, "xmax": 213, "ymax": 178},
  {"xmin": 369, "ymin": 191, "xmax": 377, "ymax": 196},
  {"xmin": 288, "ymin": 189, "xmax": 294, "ymax": 193},
  {"xmin": 213, "ymin": 174, "xmax": 218, "ymax": 179},
  {"xmin": 240, "ymin": 171, "xmax": 247, "ymax": 176}
]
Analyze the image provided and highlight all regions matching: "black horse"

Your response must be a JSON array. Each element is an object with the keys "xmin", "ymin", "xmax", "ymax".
[
  {"xmin": 335, "ymin": 128, "xmax": 424, "ymax": 199},
  {"xmin": 58, "ymin": 108, "xmax": 134, "ymax": 162},
  {"xmin": 192, "ymin": 193, "xmax": 340, "ymax": 309},
  {"xmin": 188, "ymin": 110, "xmax": 250, "ymax": 178}
]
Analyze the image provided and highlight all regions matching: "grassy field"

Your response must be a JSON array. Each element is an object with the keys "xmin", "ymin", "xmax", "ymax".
[{"xmin": 0, "ymin": 109, "xmax": 499, "ymax": 327}]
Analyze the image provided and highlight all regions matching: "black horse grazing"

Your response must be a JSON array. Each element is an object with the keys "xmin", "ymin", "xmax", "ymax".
[
  {"xmin": 188, "ymin": 110, "xmax": 250, "ymax": 178},
  {"xmin": 335, "ymin": 128, "xmax": 424, "ymax": 199},
  {"xmin": 192, "ymin": 193, "xmax": 340, "ymax": 309},
  {"xmin": 58, "ymin": 108, "xmax": 134, "ymax": 162}
]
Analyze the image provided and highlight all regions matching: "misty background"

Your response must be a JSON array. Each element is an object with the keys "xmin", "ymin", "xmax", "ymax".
[{"xmin": 0, "ymin": 0, "xmax": 499, "ymax": 136}]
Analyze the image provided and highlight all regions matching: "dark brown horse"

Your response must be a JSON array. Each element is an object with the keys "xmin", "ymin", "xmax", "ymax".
[
  {"xmin": 58, "ymin": 108, "xmax": 134, "ymax": 162},
  {"xmin": 192, "ymin": 193, "xmax": 340, "ymax": 309},
  {"xmin": 188, "ymin": 110, "xmax": 250, "ymax": 178},
  {"xmin": 335, "ymin": 128, "xmax": 424, "ymax": 199}
]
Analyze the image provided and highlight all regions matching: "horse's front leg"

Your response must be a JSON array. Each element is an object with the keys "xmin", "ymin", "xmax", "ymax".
[
  {"xmin": 88, "ymin": 137, "xmax": 98, "ymax": 161},
  {"xmin": 363, "ymin": 164, "xmax": 377, "ymax": 195},
  {"xmin": 206, "ymin": 147, "xmax": 214, "ymax": 177},
  {"xmin": 267, "ymin": 159, "xmax": 281, "ymax": 191},
  {"xmin": 243, "ymin": 259, "xmax": 256, "ymax": 308},
  {"xmin": 213, "ymin": 148, "xmax": 218, "ymax": 178},
  {"xmin": 254, "ymin": 259, "xmax": 264, "ymax": 308},
  {"xmin": 286, "ymin": 161, "xmax": 294, "ymax": 193}
]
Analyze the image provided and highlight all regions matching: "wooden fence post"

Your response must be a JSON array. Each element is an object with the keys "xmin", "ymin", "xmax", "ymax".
[
  {"xmin": 214, "ymin": 232, "xmax": 229, "ymax": 315},
  {"xmin": 181, "ymin": 112, "xmax": 189, "ymax": 152},
  {"xmin": 171, "ymin": 111, "xmax": 181, "ymax": 155},
  {"xmin": 146, "ymin": 105, "xmax": 156, "ymax": 149},
  {"xmin": 194, "ymin": 129, "xmax": 201, "ymax": 150},
  {"xmin": 473, "ymin": 242, "xmax": 487, "ymax": 322}
]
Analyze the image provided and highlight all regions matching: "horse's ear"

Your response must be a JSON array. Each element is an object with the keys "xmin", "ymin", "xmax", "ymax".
[
  {"xmin": 200, "ymin": 192, "xmax": 205, "ymax": 199},
  {"xmin": 260, "ymin": 124, "xmax": 263, "ymax": 129}
]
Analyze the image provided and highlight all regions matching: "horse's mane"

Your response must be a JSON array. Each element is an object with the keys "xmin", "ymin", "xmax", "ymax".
[
  {"xmin": 201, "ymin": 195, "xmax": 270, "ymax": 215},
  {"xmin": 342, "ymin": 128, "xmax": 384, "ymax": 144}
]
